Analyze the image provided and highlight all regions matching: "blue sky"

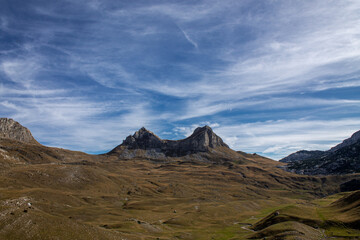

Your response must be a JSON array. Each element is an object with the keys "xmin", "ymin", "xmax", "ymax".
[{"xmin": 1, "ymin": 0, "xmax": 360, "ymax": 159}]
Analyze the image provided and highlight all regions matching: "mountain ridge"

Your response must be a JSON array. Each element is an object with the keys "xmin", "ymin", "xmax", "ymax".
[
  {"xmin": 281, "ymin": 130, "xmax": 360, "ymax": 163},
  {"xmin": 330, "ymin": 130, "xmax": 360, "ymax": 152},
  {"xmin": 280, "ymin": 129, "xmax": 360, "ymax": 175}
]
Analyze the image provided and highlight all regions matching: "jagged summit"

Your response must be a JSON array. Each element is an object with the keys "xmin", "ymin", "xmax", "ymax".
[
  {"xmin": 122, "ymin": 127, "xmax": 162, "ymax": 150},
  {"xmin": 109, "ymin": 125, "xmax": 229, "ymax": 157},
  {"xmin": 184, "ymin": 125, "xmax": 229, "ymax": 149},
  {"xmin": 0, "ymin": 118, "xmax": 39, "ymax": 145}
]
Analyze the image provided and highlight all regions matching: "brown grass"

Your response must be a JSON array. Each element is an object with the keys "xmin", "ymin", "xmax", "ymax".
[{"xmin": 1, "ymin": 139, "xmax": 360, "ymax": 239}]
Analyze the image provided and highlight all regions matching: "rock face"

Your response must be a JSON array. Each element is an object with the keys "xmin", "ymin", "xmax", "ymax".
[
  {"xmin": 330, "ymin": 130, "xmax": 360, "ymax": 152},
  {"xmin": 0, "ymin": 118, "xmax": 39, "ymax": 144},
  {"xmin": 280, "ymin": 130, "xmax": 360, "ymax": 175},
  {"xmin": 121, "ymin": 128, "xmax": 163, "ymax": 150},
  {"xmin": 109, "ymin": 126, "xmax": 229, "ymax": 157}
]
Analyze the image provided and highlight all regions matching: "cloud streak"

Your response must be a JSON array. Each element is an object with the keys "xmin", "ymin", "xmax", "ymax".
[
  {"xmin": 1, "ymin": 0, "xmax": 359, "ymax": 158},
  {"xmin": 178, "ymin": 26, "xmax": 198, "ymax": 49}
]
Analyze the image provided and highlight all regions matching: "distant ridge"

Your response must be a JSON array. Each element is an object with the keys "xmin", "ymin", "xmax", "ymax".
[
  {"xmin": 108, "ymin": 125, "xmax": 229, "ymax": 157},
  {"xmin": 280, "ymin": 150, "xmax": 325, "ymax": 163},
  {"xmin": 280, "ymin": 130, "xmax": 360, "ymax": 164},
  {"xmin": 280, "ymin": 129, "xmax": 360, "ymax": 175},
  {"xmin": 0, "ymin": 118, "xmax": 39, "ymax": 145},
  {"xmin": 330, "ymin": 130, "xmax": 360, "ymax": 152}
]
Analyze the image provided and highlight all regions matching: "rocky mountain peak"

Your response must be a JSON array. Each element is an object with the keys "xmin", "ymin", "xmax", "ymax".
[
  {"xmin": 122, "ymin": 127, "xmax": 162, "ymax": 149},
  {"xmin": 0, "ymin": 118, "xmax": 39, "ymax": 144},
  {"xmin": 133, "ymin": 127, "xmax": 159, "ymax": 139},
  {"xmin": 110, "ymin": 125, "xmax": 229, "ymax": 157},
  {"xmin": 186, "ymin": 125, "xmax": 228, "ymax": 149},
  {"xmin": 192, "ymin": 125, "xmax": 212, "ymax": 134}
]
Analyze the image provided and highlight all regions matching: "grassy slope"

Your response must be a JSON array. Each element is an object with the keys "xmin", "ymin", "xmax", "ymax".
[
  {"xmin": 1, "ymin": 139, "xmax": 360, "ymax": 239},
  {"xmin": 248, "ymin": 190, "xmax": 360, "ymax": 239}
]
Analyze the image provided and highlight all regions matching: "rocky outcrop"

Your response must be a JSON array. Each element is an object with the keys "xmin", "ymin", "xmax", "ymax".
[
  {"xmin": 280, "ymin": 150, "xmax": 325, "ymax": 163},
  {"xmin": 108, "ymin": 126, "xmax": 229, "ymax": 157},
  {"xmin": 0, "ymin": 118, "xmax": 39, "ymax": 144},
  {"xmin": 330, "ymin": 130, "xmax": 360, "ymax": 152}
]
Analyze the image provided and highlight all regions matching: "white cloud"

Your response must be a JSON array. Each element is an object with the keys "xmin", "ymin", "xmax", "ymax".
[
  {"xmin": 1, "ymin": 58, "xmax": 41, "ymax": 88},
  {"xmin": 77, "ymin": 61, "xmax": 136, "ymax": 89},
  {"xmin": 178, "ymin": 26, "xmax": 198, "ymax": 49},
  {"xmin": 174, "ymin": 97, "xmax": 360, "ymax": 121}
]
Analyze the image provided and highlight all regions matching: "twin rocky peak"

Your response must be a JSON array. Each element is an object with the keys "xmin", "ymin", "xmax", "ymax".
[
  {"xmin": 0, "ymin": 118, "xmax": 229, "ymax": 157},
  {"xmin": 109, "ymin": 125, "xmax": 229, "ymax": 157}
]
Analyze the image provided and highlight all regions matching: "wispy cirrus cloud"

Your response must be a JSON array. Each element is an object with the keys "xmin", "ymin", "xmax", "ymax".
[
  {"xmin": 1, "ymin": 0, "xmax": 359, "ymax": 158},
  {"xmin": 178, "ymin": 26, "xmax": 198, "ymax": 49}
]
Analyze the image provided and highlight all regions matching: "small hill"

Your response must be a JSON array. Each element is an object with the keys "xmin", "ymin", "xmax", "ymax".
[
  {"xmin": 331, "ymin": 190, "xmax": 360, "ymax": 209},
  {"xmin": 0, "ymin": 118, "xmax": 39, "ymax": 145},
  {"xmin": 249, "ymin": 191, "xmax": 360, "ymax": 239}
]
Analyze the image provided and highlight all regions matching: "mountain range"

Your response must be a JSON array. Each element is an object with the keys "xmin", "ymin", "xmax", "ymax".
[{"xmin": 0, "ymin": 118, "xmax": 360, "ymax": 239}]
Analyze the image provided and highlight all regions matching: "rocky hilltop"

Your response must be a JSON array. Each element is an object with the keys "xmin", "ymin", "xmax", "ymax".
[
  {"xmin": 280, "ymin": 150, "xmax": 325, "ymax": 163},
  {"xmin": 280, "ymin": 129, "xmax": 360, "ymax": 175},
  {"xmin": 0, "ymin": 118, "xmax": 39, "ymax": 145},
  {"xmin": 108, "ymin": 125, "xmax": 229, "ymax": 157}
]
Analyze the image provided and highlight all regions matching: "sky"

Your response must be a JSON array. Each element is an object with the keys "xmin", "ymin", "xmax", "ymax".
[{"xmin": 1, "ymin": 0, "xmax": 360, "ymax": 160}]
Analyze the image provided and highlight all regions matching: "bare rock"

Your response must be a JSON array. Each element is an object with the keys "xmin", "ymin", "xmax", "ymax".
[{"xmin": 0, "ymin": 118, "xmax": 39, "ymax": 145}]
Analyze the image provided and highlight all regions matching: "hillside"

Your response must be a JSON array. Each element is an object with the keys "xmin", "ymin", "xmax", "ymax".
[{"xmin": 1, "ymin": 119, "xmax": 360, "ymax": 239}]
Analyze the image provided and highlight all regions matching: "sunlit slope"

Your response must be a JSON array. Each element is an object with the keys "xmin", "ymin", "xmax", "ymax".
[{"xmin": 248, "ymin": 191, "xmax": 360, "ymax": 239}]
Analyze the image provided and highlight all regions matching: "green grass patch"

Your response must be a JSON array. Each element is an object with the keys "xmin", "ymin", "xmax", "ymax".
[
  {"xmin": 312, "ymin": 191, "xmax": 350, "ymax": 207},
  {"xmin": 242, "ymin": 204, "xmax": 295, "ymax": 225},
  {"xmin": 316, "ymin": 208, "xmax": 326, "ymax": 222},
  {"xmin": 325, "ymin": 226, "xmax": 360, "ymax": 238}
]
